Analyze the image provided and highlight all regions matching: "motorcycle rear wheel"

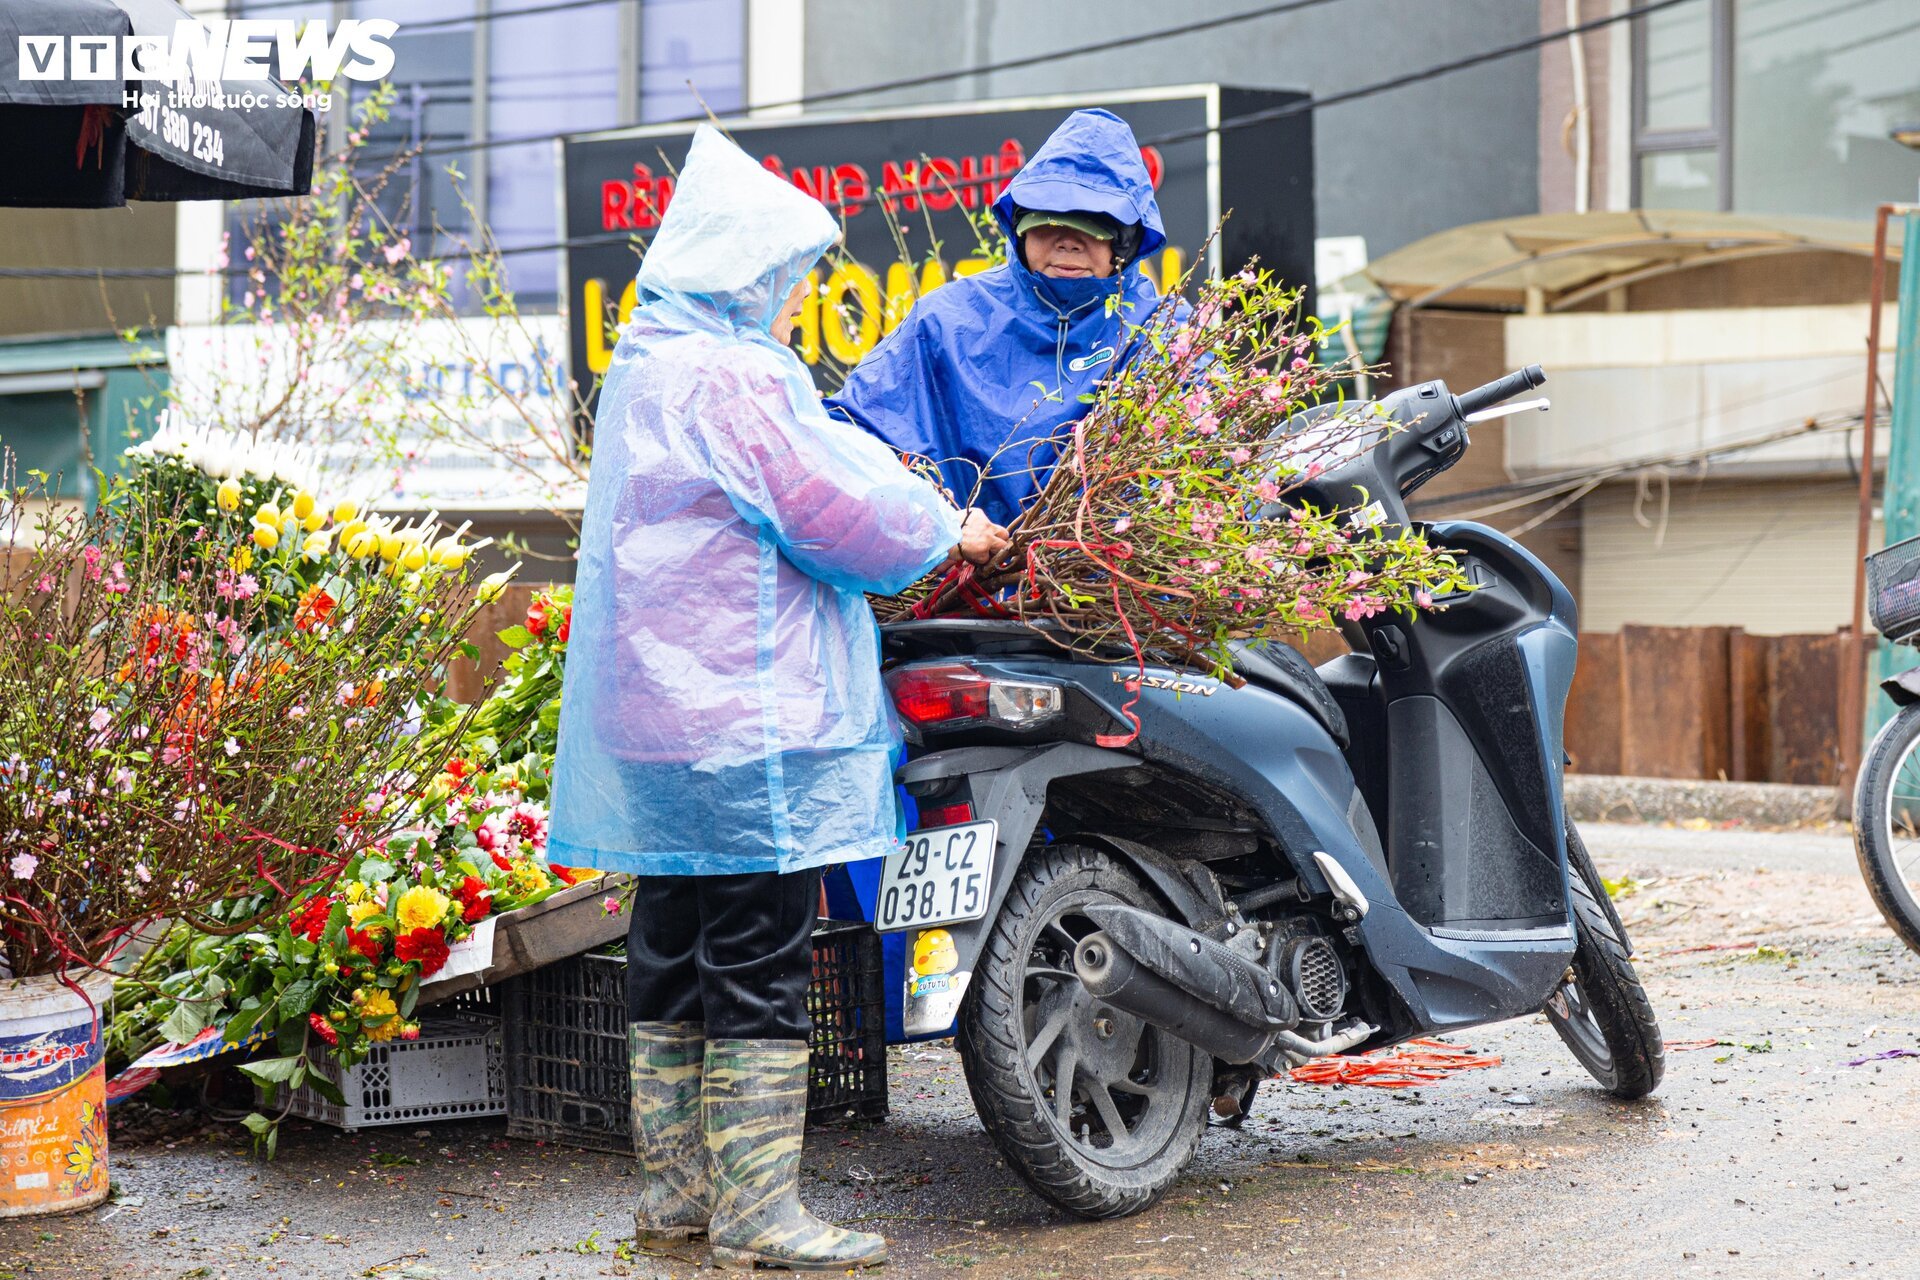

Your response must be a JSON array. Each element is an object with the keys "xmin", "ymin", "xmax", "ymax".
[
  {"xmin": 956, "ymin": 844, "xmax": 1211, "ymax": 1219},
  {"xmin": 1545, "ymin": 826, "xmax": 1665, "ymax": 1099}
]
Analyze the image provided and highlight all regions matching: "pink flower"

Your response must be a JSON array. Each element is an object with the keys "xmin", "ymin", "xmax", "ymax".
[
  {"xmin": 1415, "ymin": 590, "xmax": 1436, "ymax": 609},
  {"xmin": 135, "ymin": 863, "xmax": 152, "ymax": 884},
  {"xmin": 1194, "ymin": 415, "xmax": 1219, "ymax": 436},
  {"xmin": 33, "ymin": 576, "xmax": 53, "ymax": 593},
  {"xmin": 1113, "ymin": 517, "xmax": 1132, "ymax": 534},
  {"xmin": 1261, "ymin": 382, "xmax": 1289, "ymax": 405},
  {"xmin": 1199, "ymin": 560, "xmax": 1222, "ymax": 575},
  {"xmin": 1290, "ymin": 357, "xmax": 1309, "ymax": 372},
  {"xmin": 1169, "ymin": 330, "xmax": 1193, "ymax": 361},
  {"xmin": 9, "ymin": 852, "xmax": 37, "ymax": 880},
  {"xmin": 1345, "ymin": 570, "xmax": 1369, "ymax": 587},
  {"xmin": 382, "ymin": 237, "xmax": 411, "ymax": 265},
  {"xmin": 48, "ymin": 789, "xmax": 71, "ymax": 807},
  {"xmin": 1342, "ymin": 596, "xmax": 1387, "ymax": 622},
  {"xmin": 88, "ymin": 708, "xmax": 111, "ymax": 732},
  {"xmin": 1230, "ymin": 448, "xmax": 1252, "ymax": 465},
  {"xmin": 82, "ymin": 545, "xmax": 103, "ymax": 581},
  {"xmin": 601, "ymin": 896, "xmax": 622, "ymax": 916},
  {"xmin": 1236, "ymin": 269, "xmax": 1257, "ymax": 284},
  {"xmin": 1255, "ymin": 478, "xmax": 1281, "ymax": 503}
]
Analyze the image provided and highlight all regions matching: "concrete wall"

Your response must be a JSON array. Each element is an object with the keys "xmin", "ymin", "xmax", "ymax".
[{"xmin": 800, "ymin": 0, "xmax": 1543, "ymax": 259}]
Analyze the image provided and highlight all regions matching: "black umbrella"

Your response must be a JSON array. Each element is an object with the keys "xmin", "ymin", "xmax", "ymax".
[{"xmin": 0, "ymin": 0, "xmax": 316, "ymax": 207}]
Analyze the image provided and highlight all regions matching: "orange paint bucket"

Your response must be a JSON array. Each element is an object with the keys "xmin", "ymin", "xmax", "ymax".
[{"xmin": 0, "ymin": 972, "xmax": 113, "ymax": 1218}]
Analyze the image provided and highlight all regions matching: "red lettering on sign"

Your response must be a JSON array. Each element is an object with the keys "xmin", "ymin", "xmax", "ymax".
[{"xmin": 1141, "ymin": 145, "xmax": 1164, "ymax": 189}]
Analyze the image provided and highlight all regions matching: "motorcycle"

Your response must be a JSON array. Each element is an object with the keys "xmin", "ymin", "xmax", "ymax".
[
  {"xmin": 855, "ymin": 365, "xmax": 1666, "ymax": 1219},
  {"xmin": 1850, "ymin": 535, "xmax": 1920, "ymax": 956}
]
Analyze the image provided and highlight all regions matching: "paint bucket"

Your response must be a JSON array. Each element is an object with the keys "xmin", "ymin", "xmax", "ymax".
[{"xmin": 0, "ymin": 971, "xmax": 114, "ymax": 1218}]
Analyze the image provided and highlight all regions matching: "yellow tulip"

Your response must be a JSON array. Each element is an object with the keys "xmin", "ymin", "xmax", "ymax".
[
  {"xmin": 401, "ymin": 543, "xmax": 429, "ymax": 571},
  {"xmin": 346, "ymin": 528, "xmax": 381, "ymax": 559},
  {"xmin": 333, "ymin": 500, "xmax": 360, "ymax": 525},
  {"xmin": 301, "ymin": 511, "xmax": 327, "ymax": 533},
  {"xmin": 301, "ymin": 530, "xmax": 333, "ymax": 560},
  {"xmin": 378, "ymin": 532, "xmax": 403, "ymax": 562},
  {"xmin": 290, "ymin": 490, "xmax": 317, "ymax": 520},
  {"xmin": 251, "ymin": 523, "xmax": 279, "ymax": 550},
  {"xmin": 253, "ymin": 504, "xmax": 281, "ymax": 531},
  {"xmin": 337, "ymin": 519, "xmax": 366, "ymax": 546},
  {"xmin": 215, "ymin": 478, "xmax": 243, "ymax": 513},
  {"xmin": 477, "ymin": 570, "xmax": 513, "ymax": 604},
  {"xmin": 431, "ymin": 538, "xmax": 471, "ymax": 569}
]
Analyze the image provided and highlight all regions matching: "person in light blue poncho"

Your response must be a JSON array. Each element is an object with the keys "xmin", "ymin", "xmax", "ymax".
[{"xmin": 547, "ymin": 126, "xmax": 1007, "ymax": 1271}]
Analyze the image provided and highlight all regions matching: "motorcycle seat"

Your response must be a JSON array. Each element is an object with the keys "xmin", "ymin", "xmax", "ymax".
[{"xmin": 1228, "ymin": 640, "xmax": 1349, "ymax": 748}]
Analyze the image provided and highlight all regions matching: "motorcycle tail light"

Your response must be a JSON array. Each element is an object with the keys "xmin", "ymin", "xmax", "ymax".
[
  {"xmin": 920, "ymin": 802, "xmax": 975, "ymax": 827},
  {"xmin": 887, "ymin": 663, "xmax": 1063, "ymax": 730}
]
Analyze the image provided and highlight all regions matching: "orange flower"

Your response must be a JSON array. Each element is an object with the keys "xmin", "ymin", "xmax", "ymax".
[{"xmin": 293, "ymin": 585, "xmax": 337, "ymax": 632}]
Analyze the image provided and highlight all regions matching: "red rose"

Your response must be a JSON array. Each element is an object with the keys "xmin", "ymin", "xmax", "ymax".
[
  {"xmin": 395, "ymin": 927, "xmax": 452, "ymax": 976},
  {"xmin": 526, "ymin": 599, "xmax": 550, "ymax": 638},
  {"xmin": 346, "ymin": 927, "xmax": 383, "ymax": 962},
  {"xmin": 309, "ymin": 1012, "xmax": 340, "ymax": 1047},
  {"xmin": 556, "ymin": 606, "xmax": 571, "ymax": 644}
]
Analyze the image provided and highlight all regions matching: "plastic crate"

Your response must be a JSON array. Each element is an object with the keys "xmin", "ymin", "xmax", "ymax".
[
  {"xmin": 503, "ymin": 920, "xmax": 888, "ymax": 1154},
  {"xmin": 266, "ymin": 1013, "xmax": 505, "ymax": 1130},
  {"xmin": 1870, "ymin": 534, "xmax": 1920, "ymax": 642}
]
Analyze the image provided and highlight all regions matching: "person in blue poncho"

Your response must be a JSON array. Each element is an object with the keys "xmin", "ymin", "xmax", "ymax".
[
  {"xmin": 825, "ymin": 108, "xmax": 1177, "ymax": 527},
  {"xmin": 546, "ymin": 125, "xmax": 1007, "ymax": 1271}
]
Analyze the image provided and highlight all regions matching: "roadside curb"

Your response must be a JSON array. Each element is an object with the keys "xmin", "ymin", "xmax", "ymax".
[{"xmin": 1565, "ymin": 774, "xmax": 1842, "ymax": 828}]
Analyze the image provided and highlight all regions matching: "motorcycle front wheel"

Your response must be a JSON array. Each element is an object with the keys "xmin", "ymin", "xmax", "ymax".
[
  {"xmin": 1545, "ymin": 824, "xmax": 1666, "ymax": 1099},
  {"xmin": 1852, "ymin": 702, "xmax": 1920, "ymax": 955},
  {"xmin": 956, "ymin": 843, "xmax": 1211, "ymax": 1220}
]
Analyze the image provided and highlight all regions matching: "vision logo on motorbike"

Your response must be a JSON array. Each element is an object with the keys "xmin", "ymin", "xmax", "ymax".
[
  {"xmin": 17, "ymin": 19, "xmax": 399, "ymax": 84},
  {"xmin": 1113, "ymin": 670, "xmax": 1216, "ymax": 695}
]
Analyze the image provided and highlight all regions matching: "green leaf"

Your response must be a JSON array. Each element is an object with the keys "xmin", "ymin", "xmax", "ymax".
[
  {"xmin": 158, "ymin": 1000, "xmax": 212, "ymax": 1046},
  {"xmin": 240, "ymin": 1111, "xmax": 273, "ymax": 1136},
  {"xmin": 495, "ymin": 624, "xmax": 534, "ymax": 648},
  {"xmin": 303, "ymin": 1070, "xmax": 346, "ymax": 1107},
  {"xmin": 237, "ymin": 1054, "xmax": 304, "ymax": 1086},
  {"xmin": 358, "ymin": 859, "xmax": 395, "ymax": 884},
  {"xmin": 278, "ymin": 980, "xmax": 319, "ymax": 1018}
]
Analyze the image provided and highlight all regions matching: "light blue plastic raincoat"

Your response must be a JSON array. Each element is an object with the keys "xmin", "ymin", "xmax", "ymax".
[{"xmin": 547, "ymin": 126, "xmax": 964, "ymax": 877}]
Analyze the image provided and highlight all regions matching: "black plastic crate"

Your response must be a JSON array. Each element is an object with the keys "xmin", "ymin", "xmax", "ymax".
[
  {"xmin": 1870, "ymin": 534, "xmax": 1920, "ymax": 642},
  {"xmin": 503, "ymin": 920, "xmax": 888, "ymax": 1153}
]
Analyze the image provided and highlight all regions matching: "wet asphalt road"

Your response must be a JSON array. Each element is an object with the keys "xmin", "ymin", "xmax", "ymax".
[{"xmin": 5, "ymin": 821, "xmax": 1918, "ymax": 1280}]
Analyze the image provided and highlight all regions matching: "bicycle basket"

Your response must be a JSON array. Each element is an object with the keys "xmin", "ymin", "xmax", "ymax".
[{"xmin": 1868, "ymin": 534, "xmax": 1920, "ymax": 641}]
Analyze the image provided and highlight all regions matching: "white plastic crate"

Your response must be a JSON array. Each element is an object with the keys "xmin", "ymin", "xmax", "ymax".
[{"xmin": 262, "ymin": 1013, "xmax": 505, "ymax": 1129}]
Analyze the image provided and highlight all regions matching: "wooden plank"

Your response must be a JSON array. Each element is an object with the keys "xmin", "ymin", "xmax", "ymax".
[
  {"xmin": 1701, "ymin": 625, "xmax": 1732, "ymax": 781},
  {"xmin": 1620, "ymin": 625, "xmax": 1715, "ymax": 779},
  {"xmin": 1767, "ymin": 632, "xmax": 1843, "ymax": 786},
  {"xmin": 420, "ymin": 875, "xmax": 630, "ymax": 1005},
  {"xmin": 1728, "ymin": 628, "xmax": 1771, "ymax": 782},
  {"xmin": 1565, "ymin": 630, "xmax": 1622, "ymax": 775},
  {"xmin": 446, "ymin": 583, "xmax": 549, "ymax": 704}
]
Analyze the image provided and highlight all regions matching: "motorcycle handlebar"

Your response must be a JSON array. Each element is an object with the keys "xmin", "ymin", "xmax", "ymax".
[{"xmin": 1454, "ymin": 364, "xmax": 1547, "ymax": 418}]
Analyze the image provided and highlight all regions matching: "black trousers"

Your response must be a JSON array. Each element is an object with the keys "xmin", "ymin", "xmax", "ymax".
[{"xmin": 626, "ymin": 868, "xmax": 824, "ymax": 1041}]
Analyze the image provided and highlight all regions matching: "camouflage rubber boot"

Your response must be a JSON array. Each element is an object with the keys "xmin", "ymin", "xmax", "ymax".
[
  {"xmin": 703, "ymin": 1039, "xmax": 888, "ymax": 1272},
  {"xmin": 630, "ymin": 1022, "xmax": 712, "ymax": 1241}
]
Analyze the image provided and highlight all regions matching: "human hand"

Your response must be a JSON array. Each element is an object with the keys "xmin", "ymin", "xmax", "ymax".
[{"xmin": 953, "ymin": 509, "xmax": 1012, "ymax": 567}]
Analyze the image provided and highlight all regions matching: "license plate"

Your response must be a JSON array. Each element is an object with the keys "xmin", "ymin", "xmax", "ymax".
[{"xmin": 874, "ymin": 821, "xmax": 998, "ymax": 933}]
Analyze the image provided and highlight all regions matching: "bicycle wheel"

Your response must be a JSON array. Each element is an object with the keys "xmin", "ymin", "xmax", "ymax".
[{"xmin": 1852, "ymin": 702, "xmax": 1920, "ymax": 954}]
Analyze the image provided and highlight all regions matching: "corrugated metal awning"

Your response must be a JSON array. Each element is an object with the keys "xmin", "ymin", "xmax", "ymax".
[
  {"xmin": 1355, "ymin": 210, "xmax": 1889, "ymax": 313},
  {"xmin": 0, "ymin": 332, "xmax": 163, "ymax": 379}
]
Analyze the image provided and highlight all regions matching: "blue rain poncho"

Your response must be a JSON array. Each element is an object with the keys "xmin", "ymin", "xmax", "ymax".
[
  {"xmin": 824, "ymin": 109, "xmax": 1174, "ymax": 527},
  {"xmin": 548, "ymin": 126, "xmax": 964, "ymax": 878}
]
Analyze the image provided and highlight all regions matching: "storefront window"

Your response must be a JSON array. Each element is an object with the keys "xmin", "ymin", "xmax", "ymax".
[
  {"xmin": 1634, "ymin": 0, "xmax": 1920, "ymax": 215},
  {"xmin": 640, "ymin": 0, "xmax": 746, "ymax": 123}
]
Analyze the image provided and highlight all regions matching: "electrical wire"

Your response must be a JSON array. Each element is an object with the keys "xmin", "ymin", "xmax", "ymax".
[{"xmin": 1, "ymin": 0, "xmax": 1707, "ymax": 282}]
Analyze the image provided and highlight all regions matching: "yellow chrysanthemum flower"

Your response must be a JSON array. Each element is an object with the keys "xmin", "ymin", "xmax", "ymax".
[
  {"xmin": 359, "ymin": 989, "xmax": 401, "ymax": 1041},
  {"xmin": 507, "ymin": 859, "xmax": 547, "ymax": 897},
  {"xmin": 347, "ymin": 899, "xmax": 380, "ymax": 925},
  {"xmin": 228, "ymin": 545, "xmax": 253, "ymax": 574},
  {"xmin": 393, "ymin": 885, "xmax": 450, "ymax": 932}
]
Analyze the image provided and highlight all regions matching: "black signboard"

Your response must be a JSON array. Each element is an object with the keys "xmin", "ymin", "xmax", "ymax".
[{"xmin": 561, "ymin": 86, "xmax": 1312, "ymax": 417}]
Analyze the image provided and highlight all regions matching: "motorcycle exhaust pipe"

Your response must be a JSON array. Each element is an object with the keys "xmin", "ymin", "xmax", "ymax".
[{"xmin": 1074, "ymin": 929, "xmax": 1284, "ymax": 1066}]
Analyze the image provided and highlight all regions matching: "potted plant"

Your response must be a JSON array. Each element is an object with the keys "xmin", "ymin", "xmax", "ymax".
[{"xmin": 0, "ymin": 457, "xmax": 497, "ymax": 1215}]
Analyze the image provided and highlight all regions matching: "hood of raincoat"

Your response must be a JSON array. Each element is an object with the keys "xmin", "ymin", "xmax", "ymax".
[
  {"xmin": 548, "ymin": 125, "xmax": 963, "ymax": 878},
  {"xmin": 635, "ymin": 124, "xmax": 839, "ymax": 338},
  {"xmin": 825, "ymin": 109, "xmax": 1180, "ymax": 527}
]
